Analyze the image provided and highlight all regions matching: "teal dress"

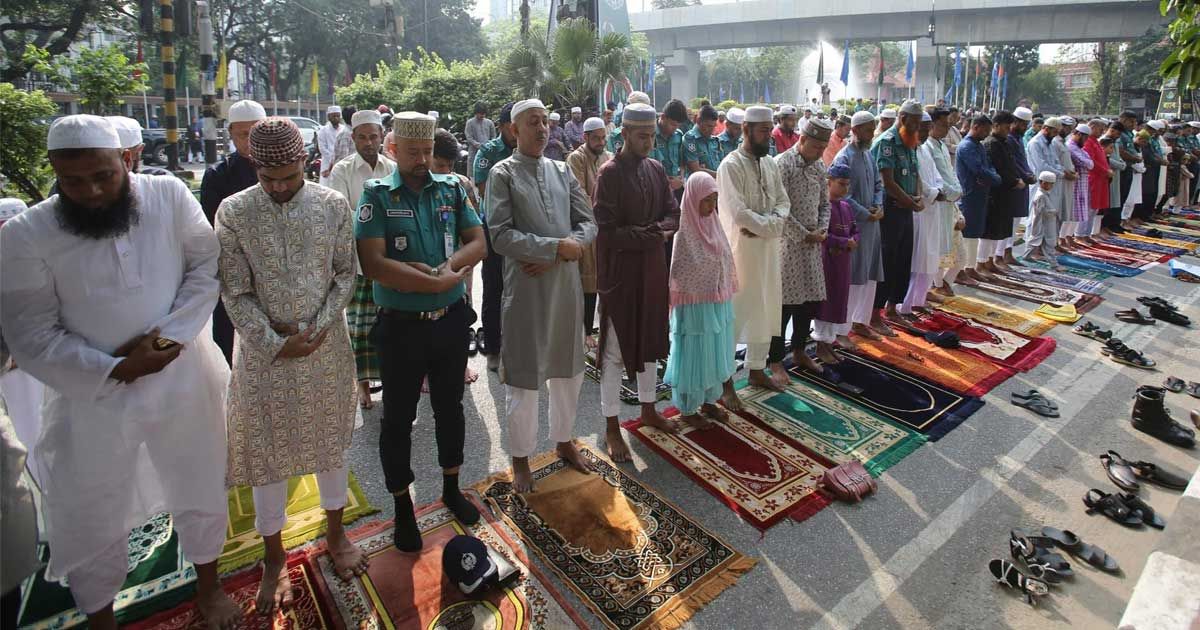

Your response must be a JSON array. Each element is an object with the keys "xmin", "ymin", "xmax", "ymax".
[{"xmin": 664, "ymin": 301, "xmax": 736, "ymax": 415}]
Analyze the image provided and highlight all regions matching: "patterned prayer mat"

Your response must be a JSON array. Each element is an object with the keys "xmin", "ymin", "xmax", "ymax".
[
  {"xmin": 1101, "ymin": 236, "xmax": 1191, "ymax": 256},
  {"xmin": 735, "ymin": 379, "xmax": 927, "ymax": 476},
  {"xmin": 17, "ymin": 514, "xmax": 195, "ymax": 629},
  {"xmin": 1056, "ymin": 253, "xmax": 1143, "ymax": 277},
  {"xmin": 584, "ymin": 351, "xmax": 672, "ymax": 404},
  {"xmin": 476, "ymin": 447, "xmax": 756, "ymax": 630},
  {"xmin": 1022, "ymin": 257, "xmax": 1112, "ymax": 280},
  {"xmin": 886, "ymin": 310, "xmax": 1056, "ymax": 372},
  {"xmin": 936, "ymin": 295, "xmax": 1058, "ymax": 336},
  {"xmin": 1072, "ymin": 242, "xmax": 1169, "ymax": 267},
  {"xmin": 1120, "ymin": 231, "xmax": 1200, "ymax": 249},
  {"xmin": 219, "ymin": 472, "xmax": 379, "ymax": 574},
  {"xmin": 125, "ymin": 551, "xmax": 333, "ymax": 630},
  {"xmin": 969, "ymin": 275, "xmax": 1103, "ymax": 312},
  {"xmin": 1001, "ymin": 265, "xmax": 1108, "ymax": 295},
  {"xmin": 785, "ymin": 349, "xmax": 984, "ymax": 440},
  {"xmin": 621, "ymin": 407, "xmax": 832, "ymax": 529},
  {"xmin": 309, "ymin": 496, "xmax": 589, "ymax": 629},
  {"xmin": 848, "ymin": 331, "xmax": 1018, "ymax": 396},
  {"xmin": 1135, "ymin": 226, "xmax": 1200, "ymax": 243}
]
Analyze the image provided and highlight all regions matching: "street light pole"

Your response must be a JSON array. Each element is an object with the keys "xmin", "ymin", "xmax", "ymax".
[{"xmin": 197, "ymin": 0, "xmax": 218, "ymax": 166}]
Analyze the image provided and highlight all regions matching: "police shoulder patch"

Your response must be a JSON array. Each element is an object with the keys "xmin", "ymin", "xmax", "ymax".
[
  {"xmin": 357, "ymin": 204, "xmax": 373, "ymax": 222},
  {"xmin": 881, "ymin": 145, "xmax": 894, "ymax": 157},
  {"xmin": 687, "ymin": 142, "xmax": 697, "ymax": 152},
  {"xmin": 477, "ymin": 157, "xmax": 489, "ymax": 170}
]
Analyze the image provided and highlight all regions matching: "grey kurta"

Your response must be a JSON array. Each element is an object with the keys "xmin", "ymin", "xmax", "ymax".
[
  {"xmin": 1052, "ymin": 136, "xmax": 1077, "ymax": 223},
  {"xmin": 486, "ymin": 151, "xmax": 598, "ymax": 390},
  {"xmin": 775, "ymin": 148, "xmax": 830, "ymax": 304},
  {"xmin": 831, "ymin": 141, "xmax": 885, "ymax": 284}
]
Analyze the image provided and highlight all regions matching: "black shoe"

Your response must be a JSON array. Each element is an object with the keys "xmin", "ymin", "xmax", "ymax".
[
  {"xmin": 467, "ymin": 327, "xmax": 478, "ymax": 356},
  {"xmin": 1132, "ymin": 386, "xmax": 1196, "ymax": 448},
  {"xmin": 475, "ymin": 329, "xmax": 487, "ymax": 356}
]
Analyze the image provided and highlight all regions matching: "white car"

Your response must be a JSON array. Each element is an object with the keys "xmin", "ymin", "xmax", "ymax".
[{"xmin": 289, "ymin": 116, "xmax": 321, "ymax": 146}]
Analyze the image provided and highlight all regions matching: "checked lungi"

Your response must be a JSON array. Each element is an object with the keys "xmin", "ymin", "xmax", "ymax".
[{"xmin": 348, "ymin": 274, "xmax": 380, "ymax": 381}]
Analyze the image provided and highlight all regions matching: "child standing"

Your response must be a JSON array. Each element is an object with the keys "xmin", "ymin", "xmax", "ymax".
[
  {"xmin": 1026, "ymin": 171, "xmax": 1061, "ymax": 265},
  {"xmin": 811, "ymin": 164, "xmax": 861, "ymax": 365}
]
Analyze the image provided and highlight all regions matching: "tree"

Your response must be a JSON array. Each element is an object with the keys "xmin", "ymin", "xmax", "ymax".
[
  {"xmin": 1124, "ymin": 27, "xmax": 1172, "ymax": 90},
  {"xmin": 1086, "ymin": 42, "xmax": 1119, "ymax": 113},
  {"xmin": 1161, "ymin": 0, "xmax": 1200, "ymax": 89},
  {"xmin": 0, "ymin": 83, "xmax": 58, "ymax": 201},
  {"xmin": 0, "ymin": 0, "xmax": 128, "ymax": 82},
  {"xmin": 1009, "ymin": 66, "xmax": 1065, "ymax": 112},
  {"xmin": 502, "ymin": 18, "xmax": 636, "ymax": 108},
  {"xmin": 26, "ymin": 43, "xmax": 149, "ymax": 114}
]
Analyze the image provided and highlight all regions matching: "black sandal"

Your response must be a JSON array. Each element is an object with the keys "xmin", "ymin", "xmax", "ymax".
[
  {"xmin": 1009, "ymin": 529, "xmax": 1074, "ymax": 583},
  {"xmin": 1072, "ymin": 321, "xmax": 1113, "ymax": 341},
  {"xmin": 1115, "ymin": 309, "xmax": 1156, "ymax": 325},
  {"xmin": 1119, "ymin": 493, "xmax": 1166, "ymax": 529},
  {"xmin": 1040, "ymin": 526, "xmax": 1120, "ymax": 573},
  {"xmin": 1187, "ymin": 382, "xmax": 1200, "ymax": 399},
  {"xmin": 1138, "ymin": 296, "xmax": 1180, "ymax": 311},
  {"xmin": 1107, "ymin": 346, "xmax": 1157, "ymax": 370},
  {"xmin": 1130, "ymin": 459, "xmax": 1190, "ymax": 490},
  {"xmin": 1149, "ymin": 304, "xmax": 1191, "ymax": 326},
  {"xmin": 989, "ymin": 558, "xmax": 1049, "ymax": 605},
  {"xmin": 1100, "ymin": 450, "xmax": 1140, "ymax": 492},
  {"xmin": 1165, "ymin": 376, "xmax": 1187, "ymax": 393},
  {"xmin": 1011, "ymin": 391, "xmax": 1061, "ymax": 418},
  {"xmin": 1083, "ymin": 489, "xmax": 1144, "ymax": 527}
]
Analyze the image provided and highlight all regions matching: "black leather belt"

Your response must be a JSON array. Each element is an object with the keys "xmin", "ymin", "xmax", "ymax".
[{"xmin": 378, "ymin": 297, "xmax": 465, "ymax": 321}]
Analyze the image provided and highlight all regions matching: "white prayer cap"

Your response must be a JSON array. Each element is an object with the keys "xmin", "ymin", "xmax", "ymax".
[
  {"xmin": 0, "ymin": 198, "xmax": 28, "ymax": 223},
  {"xmin": 549, "ymin": 112, "xmax": 561, "ymax": 121},
  {"xmin": 744, "ymin": 105, "xmax": 774, "ymax": 124},
  {"xmin": 392, "ymin": 112, "xmax": 437, "ymax": 140},
  {"xmin": 1060, "ymin": 116, "xmax": 1076, "ymax": 127},
  {"xmin": 851, "ymin": 111, "xmax": 875, "ymax": 127},
  {"xmin": 582, "ymin": 117, "xmax": 606, "ymax": 133},
  {"xmin": 351, "ymin": 109, "xmax": 383, "ymax": 129},
  {"xmin": 879, "ymin": 109, "xmax": 898, "ymax": 120},
  {"xmin": 1038, "ymin": 171, "xmax": 1057, "ymax": 183},
  {"xmin": 1147, "ymin": 119, "xmax": 1166, "ymax": 130},
  {"xmin": 621, "ymin": 103, "xmax": 657, "ymax": 127},
  {"xmin": 511, "ymin": 99, "xmax": 547, "ymax": 122},
  {"xmin": 1074, "ymin": 123, "xmax": 1092, "ymax": 135},
  {"xmin": 47, "ymin": 114, "xmax": 122, "ymax": 151},
  {"xmin": 327, "ymin": 105, "xmax": 342, "ymax": 114},
  {"xmin": 898, "ymin": 99, "xmax": 923, "ymax": 116},
  {"xmin": 921, "ymin": 112, "xmax": 933, "ymax": 123},
  {"xmin": 228, "ymin": 99, "xmax": 267, "ymax": 124},
  {"xmin": 106, "ymin": 116, "xmax": 144, "ymax": 148},
  {"xmin": 1013, "ymin": 107, "xmax": 1034, "ymax": 122},
  {"xmin": 627, "ymin": 91, "xmax": 651, "ymax": 106},
  {"xmin": 1043, "ymin": 117, "xmax": 1063, "ymax": 129},
  {"xmin": 1189, "ymin": 121, "xmax": 1200, "ymax": 128},
  {"xmin": 777, "ymin": 104, "xmax": 798, "ymax": 116},
  {"xmin": 726, "ymin": 107, "xmax": 746, "ymax": 124},
  {"xmin": 571, "ymin": 106, "xmax": 582, "ymax": 114},
  {"xmin": 427, "ymin": 110, "xmax": 439, "ymax": 119}
]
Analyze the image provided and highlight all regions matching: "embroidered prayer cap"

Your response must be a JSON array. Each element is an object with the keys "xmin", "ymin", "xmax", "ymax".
[
  {"xmin": 497, "ymin": 101, "xmax": 516, "ymax": 124},
  {"xmin": 1061, "ymin": 116, "xmax": 1077, "ymax": 127},
  {"xmin": 1074, "ymin": 123, "xmax": 1092, "ymax": 135},
  {"xmin": 744, "ymin": 105, "xmax": 774, "ymax": 124},
  {"xmin": 627, "ymin": 91, "xmax": 651, "ymax": 106},
  {"xmin": 571, "ymin": 106, "xmax": 582, "ymax": 114},
  {"xmin": 106, "ymin": 116, "xmax": 144, "ymax": 149},
  {"xmin": 898, "ymin": 99, "xmax": 923, "ymax": 116},
  {"xmin": 828, "ymin": 163, "xmax": 852, "ymax": 179},
  {"xmin": 621, "ymin": 103, "xmax": 657, "ymax": 127},
  {"xmin": 0, "ymin": 198, "xmax": 28, "ymax": 224},
  {"xmin": 726, "ymin": 107, "xmax": 746, "ymax": 125},
  {"xmin": 47, "ymin": 114, "xmax": 122, "ymax": 151},
  {"xmin": 228, "ymin": 99, "xmax": 267, "ymax": 124},
  {"xmin": 392, "ymin": 112, "xmax": 437, "ymax": 140},
  {"xmin": 511, "ymin": 99, "xmax": 547, "ymax": 123},
  {"xmin": 327, "ymin": 105, "xmax": 342, "ymax": 114},
  {"xmin": 351, "ymin": 109, "xmax": 383, "ymax": 129},
  {"xmin": 800, "ymin": 117, "xmax": 833, "ymax": 141},
  {"xmin": 582, "ymin": 117, "xmax": 606, "ymax": 133},
  {"xmin": 1038, "ymin": 171, "xmax": 1057, "ymax": 183},
  {"xmin": 1189, "ymin": 121, "xmax": 1200, "ymax": 128},
  {"xmin": 549, "ymin": 112, "xmax": 561, "ymax": 121},
  {"xmin": 851, "ymin": 111, "xmax": 876, "ymax": 127},
  {"xmin": 1013, "ymin": 107, "xmax": 1034, "ymax": 122},
  {"xmin": 921, "ymin": 112, "xmax": 933, "ymax": 123},
  {"xmin": 879, "ymin": 109, "xmax": 898, "ymax": 119},
  {"xmin": 248, "ymin": 117, "xmax": 308, "ymax": 168},
  {"xmin": 777, "ymin": 104, "xmax": 798, "ymax": 117},
  {"xmin": 1043, "ymin": 117, "xmax": 1063, "ymax": 129}
]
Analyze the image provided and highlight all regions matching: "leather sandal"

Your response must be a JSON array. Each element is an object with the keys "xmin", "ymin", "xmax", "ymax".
[
  {"xmin": 1115, "ymin": 309, "xmax": 1156, "ymax": 325},
  {"xmin": 1009, "ymin": 529, "xmax": 1073, "ymax": 583},
  {"xmin": 1165, "ymin": 376, "xmax": 1187, "ymax": 393},
  {"xmin": 1107, "ymin": 346, "xmax": 1157, "ymax": 370},
  {"xmin": 1083, "ymin": 489, "xmax": 1144, "ymax": 527},
  {"xmin": 1040, "ymin": 527, "xmax": 1120, "ymax": 573},
  {"xmin": 1118, "ymin": 493, "xmax": 1166, "ymax": 529},
  {"xmin": 1100, "ymin": 450, "xmax": 1140, "ymax": 492},
  {"xmin": 1072, "ymin": 321, "xmax": 1113, "ymax": 341},
  {"xmin": 1187, "ymin": 382, "xmax": 1200, "ymax": 399},
  {"xmin": 1130, "ymin": 459, "xmax": 1190, "ymax": 490},
  {"xmin": 1138, "ymin": 296, "xmax": 1180, "ymax": 311},
  {"xmin": 1149, "ymin": 304, "xmax": 1191, "ymax": 326},
  {"xmin": 989, "ymin": 558, "xmax": 1049, "ymax": 606}
]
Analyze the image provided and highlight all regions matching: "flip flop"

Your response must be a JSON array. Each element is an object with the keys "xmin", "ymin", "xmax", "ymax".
[
  {"xmin": 1011, "ymin": 392, "xmax": 1060, "ymax": 418},
  {"xmin": 1188, "ymin": 382, "xmax": 1200, "ymax": 399},
  {"xmin": 1040, "ymin": 527, "xmax": 1120, "ymax": 573},
  {"xmin": 1011, "ymin": 389, "xmax": 1059, "ymax": 407},
  {"xmin": 1072, "ymin": 321, "xmax": 1113, "ymax": 341},
  {"xmin": 1099, "ymin": 450, "xmax": 1140, "ymax": 492},
  {"xmin": 1165, "ymin": 376, "xmax": 1187, "ymax": 393},
  {"xmin": 1118, "ymin": 493, "xmax": 1166, "ymax": 529},
  {"xmin": 989, "ymin": 558, "xmax": 1049, "ymax": 606},
  {"xmin": 1115, "ymin": 309, "xmax": 1156, "ymax": 325},
  {"xmin": 1149, "ymin": 304, "xmax": 1191, "ymax": 326},
  {"xmin": 1129, "ymin": 459, "xmax": 1190, "ymax": 490},
  {"xmin": 1083, "ymin": 489, "xmax": 1144, "ymax": 527}
]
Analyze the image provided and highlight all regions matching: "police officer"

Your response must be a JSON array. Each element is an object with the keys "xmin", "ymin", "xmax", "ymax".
[
  {"xmin": 473, "ymin": 101, "xmax": 516, "ymax": 371},
  {"xmin": 684, "ymin": 103, "xmax": 722, "ymax": 178},
  {"xmin": 355, "ymin": 112, "xmax": 488, "ymax": 552},
  {"xmin": 716, "ymin": 107, "xmax": 745, "ymax": 162},
  {"xmin": 869, "ymin": 99, "xmax": 926, "ymax": 318},
  {"xmin": 653, "ymin": 99, "xmax": 688, "ymax": 197}
]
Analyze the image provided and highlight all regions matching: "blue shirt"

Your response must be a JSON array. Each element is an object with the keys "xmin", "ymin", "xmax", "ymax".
[
  {"xmin": 472, "ymin": 135, "xmax": 514, "ymax": 215},
  {"xmin": 716, "ymin": 130, "xmax": 740, "ymax": 161},
  {"xmin": 871, "ymin": 127, "xmax": 919, "ymax": 197},
  {"xmin": 651, "ymin": 124, "xmax": 684, "ymax": 177},
  {"xmin": 956, "ymin": 134, "xmax": 1002, "ymax": 215},
  {"xmin": 683, "ymin": 126, "xmax": 722, "ymax": 172}
]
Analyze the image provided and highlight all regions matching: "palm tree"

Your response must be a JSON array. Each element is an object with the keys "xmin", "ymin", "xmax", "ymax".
[
  {"xmin": 503, "ymin": 18, "xmax": 637, "ymax": 108},
  {"xmin": 519, "ymin": 0, "xmax": 530, "ymax": 40}
]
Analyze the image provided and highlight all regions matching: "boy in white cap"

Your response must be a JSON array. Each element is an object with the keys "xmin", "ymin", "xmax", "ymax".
[
  {"xmin": 317, "ymin": 104, "xmax": 351, "ymax": 185},
  {"xmin": 717, "ymin": 107, "xmax": 745, "ymax": 160},
  {"xmin": 875, "ymin": 108, "xmax": 897, "ymax": 138},
  {"xmin": 546, "ymin": 111, "xmax": 568, "ymax": 161},
  {"xmin": 1026, "ymin": 171, "xmax": 1062, "ymax": 263},
  {"xmin": 565, "ymin": 105, "xmax": 586, "ymax": 148},
  {"xmin": 2, "ymin": 114, "xmax": 240, "ymax": 629}
]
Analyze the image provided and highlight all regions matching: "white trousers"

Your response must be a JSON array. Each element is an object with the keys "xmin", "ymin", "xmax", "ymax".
[
  {"xmin": 976, "ymin": 239, "xmax": 998, "ymax": 263},
  {"xmin": 506, "ymin": 373, "xmax": 584, "ymax": 458},
  {"xmin": 1060, "ymin": 220, "xmax": 1077, "ymax": 238},
  {"xmin": 744, "ymin": 342, "xmax": 771, "ymax": 370},
  {"xmin": 600, "ymin": 320, "xmax": 657, "ymax": 417},
  {"xmin": 1074, "ymin": 212, "xmax": 1096, "ymax": 237},
  {"xmin": 994, "ymin": 218, "xmax": 1024, "ymax": 254},
  {"xmin": 845, "ymin": 281, "xmax": 877, "ymax": 325},
  {"xmin": 811, "ymin": 320, "xmax": 849, "ymax": 342},
  {"xmin": 899, "ymin": 272, "xmax": 937, "ymax": 314},
  {"xmin": 252, "ymin": 465, "xmax": 349, "ymax": 537},
  {"xmin": 67, "ymin": 509, "xmax": 226, "ymax": 614}
]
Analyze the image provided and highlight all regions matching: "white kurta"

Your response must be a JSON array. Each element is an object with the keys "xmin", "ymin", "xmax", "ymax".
[
  {"xmin": 912, "ymin": 142, "xmax": 944, "ymax": 275},
  {"xmin": 0, "ymin": 174, "xmax": 229, "ymax": 580},
  {"xmin": 330, "ymin": 152, "xmax": 395, "ymax": 274},
  {"xmin": 317, "ymin": 122, "xmax": 352, "ymax": 186},
  {"xmin": 717, "ymin": 148, "xmax": 790, "ymax": 344}
]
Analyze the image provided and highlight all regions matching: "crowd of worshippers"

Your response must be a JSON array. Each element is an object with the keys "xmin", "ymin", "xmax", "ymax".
[{"xmin": 0, "ymin": 91, "xmax": 1193, "ymax": 629}]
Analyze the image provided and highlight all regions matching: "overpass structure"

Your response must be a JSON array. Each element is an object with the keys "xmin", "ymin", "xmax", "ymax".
[{"xmin": 630, "ymin": 0, "xmax": 1167, "ymax": 102}]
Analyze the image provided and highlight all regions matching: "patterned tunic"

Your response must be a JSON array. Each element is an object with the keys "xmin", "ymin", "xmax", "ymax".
[
  {"xmin": 1067, "ymin": 138, "xmax": 1094, "ymax": 222},
  {"xmin": 217, "ymin": 183, "xmax": 358, "ymax": 487},
  {"xmin": 775, "ymin": 148, "xmax": 830, "ymax": 304}
]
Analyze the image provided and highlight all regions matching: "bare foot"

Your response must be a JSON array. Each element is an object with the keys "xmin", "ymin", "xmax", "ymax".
[
  {"xmin": 1191, "ymin": 409, "xmax": 1199, "ymax": 430},
  {"xmin": 851, "ymin": 323, "xmax": 882, "ymax": 340},
  {"xmin": 791, "ymin": 352, "xmax": 822, "ymax": 373},
  {"xmin": 835, "ymin": 334, "xmax": 859, "ymax": 351},
  {"xmin": 749, "ymin": 369, "xmax": 784, "ymax": 392},
  {"xmin": 556, "ymin": 441, "xmax": 592, "ymax": 473},
  {"xmin": 357, "ymin": 381, "xmax": 374, "ymax": 410},
  {"xmin": 464, "ymin": 366, "xmax": 479, "ymax": 384},
  {"xmin": 512, "ymin": 457, "xmax": 535, "ymax": 493},
  {"xmin": 719, "ymin": 381, "xmax": 744, "ymax": 412},
  {"xmin": 329, "ymin": 534, "xmax": 369, "ymax": 580},
  {"xmin": 679, "ymin": 413, "xmax": 712, "ymax": 430},
  {"xmin": 195, "ymin": 588, "xmax": 242, "ymax": 630},
  {"xmin": 964, "ymin": 267, "xmax": 988, "ymax": 283},
  {"xmin": 585, "ymin": 335, "xmax": 598, "ymax": 350},
  {"xmin": 640, "ymin": 406, "xmax": 677, "ymax": 433},
  {"xmin": 700, "ymin": 402, "xmax": 730, "ymax": 423},
  {"xmin": 1026, "ymin": 252, "xmax": 1045, "ymax": 262},
  {"xmin": 869, "ymin": 317, "xmax": 896, "ymax": 337},
  {"xmin": 1054, "ymin": 245, "xmax": 1070, "ymax": 254},
  {"xmin": 768, "ymin": 362, "xmax": 790, "ymax": 388},
  {"xmin": 1002, "ymin": 253, "xmax": 1019, "ymax": 265},
  {"xmin": 991, "ymin": 259, "xmax": 1010, "ymax": 272},
  {"xmin": 255, "ymin": 560, "xmax": 293, "ymax": 615},
  {"xmin": 933, "ymin": 283, "xmax": 956, "ymax": 297},
  {"xmin": 926, "ymin": 290, "xmax": 945, "ymax": 303},
  {"xmin": 605, "ymin": 425, "xmax": 632, "ymax": 462},
  {"xmin": 815, "ymin": 342, "xmax": 840, "ymax": 365}
]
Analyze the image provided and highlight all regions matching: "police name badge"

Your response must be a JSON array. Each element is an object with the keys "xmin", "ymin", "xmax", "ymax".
[
  {"xmin": 357, "ymin": 204, "xmax": 373, "ymax": 222},
  {"xmin": 394, "ymin": 235, "xmax": 407, "ymax": 251}
]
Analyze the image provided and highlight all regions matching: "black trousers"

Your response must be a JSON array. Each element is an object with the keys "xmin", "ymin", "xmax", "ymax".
[
  {"xmin": 1134, "ymin": 169, "xmax": 1160, "ymax": 221},
  {"xmin": 1120, "ymin": 167, "xmax": 1133, "ymax": 208},
  {"xmin": 212, "ymin": 299, "xmax": 234, "ymax": 365},
  {"xmin": 583, "ymin": 292, "xmax": 597, "ymax": 335},
  {"xmin": 3, "ymin": 585, "xmax": 18, "ymax": 629},
  {"xmin": 768, "ymin": 301, "xmax": 819, "ymax": 364},
  {"xmin": 1100, "ymin": 206, "xmax": 1124, "ymax": 232},
  {"xmin": 375, "ymin": 300, "xmax": 469, "ymax": 493},
  {"xmin": 876, "ymin": 198, "xmax": 914, "ymax": 308},
  {"xmin": 481, "ymin": 221, "xmax": 504, "ymax": 356}
]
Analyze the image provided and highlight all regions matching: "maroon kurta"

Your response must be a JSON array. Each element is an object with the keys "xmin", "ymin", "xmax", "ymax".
[
  {"xmin": 593, "ymin": 152, "xmax": 680, "ymax": 374},
  {"xmin": 815, "ymin": 198, "xmax": 861, "ymax": 323}
]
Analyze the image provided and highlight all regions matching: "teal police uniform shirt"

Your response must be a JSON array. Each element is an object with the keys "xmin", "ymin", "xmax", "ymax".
[
  {"xmin": 683, "ymin": 126, "xmax": 722, "ymax": 172},
  {"xmin": 871, "ymin": 126, "xmax": 919, "ymax": 196},
  {"xmin": 716, "ymin": 130, "xmax": 740, "ymax": 161},
  {"xmin": 355, "ymin": 171, "xmax": 482, "ymax": 312},
  {"xmin": 472, "ymin": 135, "xmax": 514, "ymax": 216},
  {"xmin": 606, "ymin": 126, "xmax": 625, "ymax": 155},
  {"xmin": 651, "ymin": 125, "xmax": 684, "ymax": 177}
]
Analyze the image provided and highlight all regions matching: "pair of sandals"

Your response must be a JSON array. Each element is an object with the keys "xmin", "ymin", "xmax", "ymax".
[
  {"xmin": 992, "ymin": 527, "xmax": 1122, "ymax": 605},
  {"xmin": 1083, "ymin": 489, "xmax": 1166, "ymax": 528},
  {"xmin": 1100, "ymin": 339, "xmax": 1156, "ymax": 370},
  {"xmin": 1011, "ymin": 389, "xmax": 1060, "ymax": 418},
  {"xmin": 1164, "ymin": 376, "xmax": 1200, "ymax": 398},
  {"xmin": 1115, "ymin": 308, "xmax": 1156, "ymax": 325},
  {"xmin": 1138, "ymin": 297, "xmax": 1192, "ymax": 326},
  {"xmin": 1101, "ymin": 450, "xmax": 1190, "ymax": 492},
  {"xmin": 1071, "ymin": 321, "xmax": 1114, "ymax": 341}
]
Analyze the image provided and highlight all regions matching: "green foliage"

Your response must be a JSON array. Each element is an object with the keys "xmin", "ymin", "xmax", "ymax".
[
  {"xmin": 1124, "ymin": 28, "xmax": 1173, "ymax": 90},
  {"xmin": 1011, "ymin": 66, "xmax": 1066, "ymax": 113},
  {"xmin": 717, "ymin": 99, "xmax": 739, "ymax": 111},
  {"xmin": 501, "ymin": 18, "xmax": 636, "ymax": 108},
  {"xmin": 702, "ymin": 47, "xmax": 799, "ymax": 103},
  {"xmin": 26, "ymin": 44, "xmax": 149, "ymax": 114},
  {"xmin": 1161, "ymin": 0, "xmax": 1200, "ymax": 89},
  {"xmin": 0, "ymin": 83, "xmax": 58, "ymax": 202},
  {"xmin": 0, "ymin": 0, "xmax": 127, "ymax": 82}
]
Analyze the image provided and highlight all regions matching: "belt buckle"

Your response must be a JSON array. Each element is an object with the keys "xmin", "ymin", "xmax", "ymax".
[{"xmin": 422, "ymin": 306, "xmax": 447, "ymax": 321}]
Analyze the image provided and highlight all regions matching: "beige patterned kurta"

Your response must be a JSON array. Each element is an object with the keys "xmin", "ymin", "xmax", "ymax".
[
  {"xmin": 216, "ymin": 183, "xmax": 357, "ymax": 487},
  {"xmin": 775, "ymin": 148, "xmax": 830, "ymax": 304}
]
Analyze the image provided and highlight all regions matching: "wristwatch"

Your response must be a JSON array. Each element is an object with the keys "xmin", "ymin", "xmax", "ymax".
[{"xmin": 430, "ymin": 266, "xmax": 442, "ymax": 277}]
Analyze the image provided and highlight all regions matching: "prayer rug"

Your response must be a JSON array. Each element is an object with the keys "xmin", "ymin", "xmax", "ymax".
[
  {"xmin": 1119, "ymin": 231, "xmax": 1199, "ymax": 250},
  {"xmin": 1135, "ymin": 226, "xmax": 1200, "ymax": 243},
  {"xmin": 1101, "ymin": 236, "xmax": 1191, "ymax": 256},
  {"xmin": 969, "ymin": 274, "xmax": 1103, "ymax": 313},
  {"xmin": 847, "ymin": 332, "xmax": 1017, "ymax": 396},
  {"xmin": 219, "ymin": 472, "xmax": 379, "ymax": 574},
  {"xmin": 308, "ymin": 496, "xmax": 589, "ymax": 629},
  {"xmin": 621, "ymin": 407, "xmax": 832, "ymax": 529},
  {"xmin": 17, "ymin": 514, "xmax": 195, "ymax": 629},
  {"xmin": 1023, "ymin": 257, "xmax": 1112, "ymax": 280},
  {"xmin": 735, "ymin": 379, "xmax": 927, "ymax": 476},
  {"xmin": 1001, "ymin": 265, "xmax": 1108, "ymax": 295},
  {"xmin": 936, "ymin": 295, "xmax": 1058, "ymax": 336},
  {"xmin": 584, "ymin": 351, "xmax": 672, "ymax": 404},
  {"xmin": 785, "ymin": 349, "xmax": 984, "ymax": 440},
  {"xmin": 475, "ymin": 447, "xmax": 757, "ymax": 630},
  {"xmin": 1073, "ymin": 242, "xmax": 1169, "ymax": 266},
  {"xmin": 1056, "ymin": 254, "xmax": 1143, "ymax": 277},
  {"xmin": 886, "ymin": 310, "xmax": 1057, "ymax": 372},
  {"xmin": 125, "ymin": 550, "xmax": 334, "ymax": 629}
]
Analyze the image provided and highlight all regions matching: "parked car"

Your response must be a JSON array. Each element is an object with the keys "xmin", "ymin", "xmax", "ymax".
[
  {"xmin": 141, "ymin": 127, "xmax": 229, "ymax": 165},
  {"xmin": 289, "ymin": 116, "xmax": 321, "ymax": 146}
]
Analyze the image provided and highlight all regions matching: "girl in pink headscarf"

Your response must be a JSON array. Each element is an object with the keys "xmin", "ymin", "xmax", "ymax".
[{"xmin": 663, "ymin": 172, "xmax": 741, "ymax": 428}]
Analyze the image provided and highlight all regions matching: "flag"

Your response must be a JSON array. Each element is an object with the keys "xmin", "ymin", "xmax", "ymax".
[
  {"xmin": 309, "ymin": 66, "xmax": 319, "ymax": 96},
  {"xmin": 945, "ymin": 84, "xmax": 954, "ymax": 102},
  {"xmin": 1001, "ymin": 73, "xmax": 1008, "ymax": 106},
  {"xmin": 740, "ymin": 81, "xmax": 745, "ymax": 103},
  {"xmin": 905, "ymin": 41, "xmax": 915, "ymax": 84},
  {"xmin": 647, "ymin": 57, "xmax": 655, "ymax": 92},
  {"xmin": 816, "ymin": 44, "xmax": 825, "ymax": 86},
  {"xmin": 133, "ymin": 40, "xmax": 143, "ymax": 80},
  {"xmin": 840, "ymin": 40, "xmax": 851, "ymax": 85},
  {"xmin": 764, "ymin": 81, "xmax": 771, "ymax": 103},
  {"xmin": 953, "ymin": 47, "xmax": 963, "ymax": 85},
  {"xmin": 216, "ymin": 49, "xmax": 227, "ymax": 91},
  {"xmin": 877, "ymin": 43, "xmax": 885, "ymax": 87}
]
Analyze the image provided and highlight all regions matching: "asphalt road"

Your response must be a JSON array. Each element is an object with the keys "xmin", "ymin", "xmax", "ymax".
[{"xmin": 305, "ymin": 237, "xmax": 1199, "ymax": 630}]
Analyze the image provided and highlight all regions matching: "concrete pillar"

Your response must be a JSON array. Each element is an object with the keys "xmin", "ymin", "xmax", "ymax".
[
  {"xmin": 913, "ymin": 39, "xmax": 940, "ymax": 107},
  {"xmin": 663, "ymin": 49, "xmax": 701, "ymax": 104}
]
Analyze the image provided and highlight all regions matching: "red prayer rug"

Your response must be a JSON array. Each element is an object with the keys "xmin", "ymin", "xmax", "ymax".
[
  {"xmin": 848, "ymin": 331, "xmax": 1017, "ymax": 397},
  {"xmin": 1067, "ymin": 243, "xmax": 1167, "ymax": 269},
  {"xmin": 622, "ymin": 407, "xmax": 832, "ymax": 529},
  {"xmin": 969, "ymin": 274, "xmax": 1103, "ymax": 313},
  {"xmin": 887, "ymin": 310, "xmax": 1056, "ymax": 372}
]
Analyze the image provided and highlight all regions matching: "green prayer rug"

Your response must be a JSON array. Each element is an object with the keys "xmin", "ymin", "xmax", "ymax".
[
  {"xmin": 736, "ymin": 379, "xmax": 926, "ymax": 476},
  {"xmin": 1023, "ymin": 257, "xmax": 1112, "ymax": 280}
]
